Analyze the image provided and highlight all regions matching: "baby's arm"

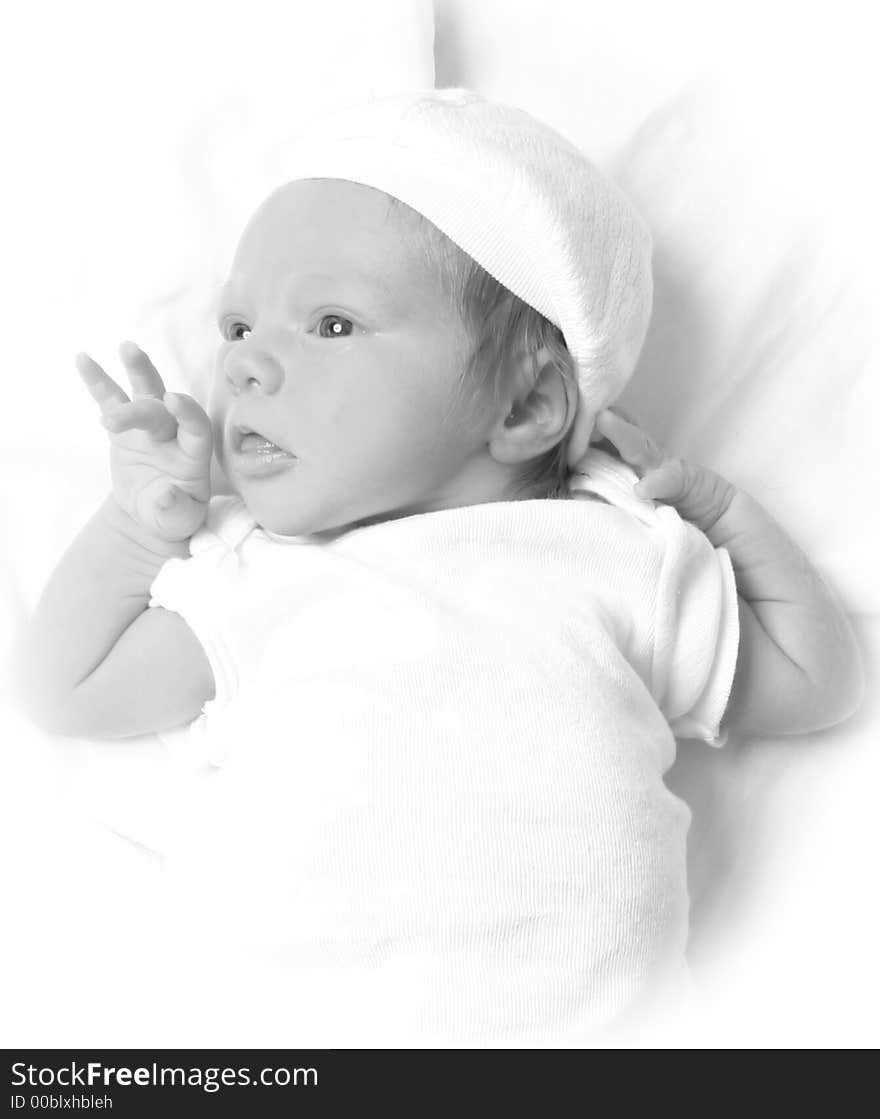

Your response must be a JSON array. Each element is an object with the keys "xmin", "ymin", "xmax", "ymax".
[
  {"xmin": 595, "ymin": 410, "xmax": 865, "ymax": 738},
  {"xmin": 16, "ymin": 343, "xmax": 215, "ymax": 739}
]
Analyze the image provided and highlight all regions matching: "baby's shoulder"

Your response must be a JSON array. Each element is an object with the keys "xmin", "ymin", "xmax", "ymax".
[{"xmin": 563, "ymin": 452, "xmax": 717, "ymax": 590}]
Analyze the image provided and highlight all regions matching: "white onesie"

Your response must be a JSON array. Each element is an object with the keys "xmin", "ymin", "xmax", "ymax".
[{"xmin": 147, "ymin": 452, "xmax": 739, "ymax": 1045}]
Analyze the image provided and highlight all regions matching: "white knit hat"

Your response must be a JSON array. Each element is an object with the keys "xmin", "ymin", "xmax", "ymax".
[{"xmin": 279, "ymin": 88, "xmax": 653, "ymax": 467}]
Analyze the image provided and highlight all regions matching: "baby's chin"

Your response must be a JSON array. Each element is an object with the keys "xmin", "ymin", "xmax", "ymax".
[{"xmin": 231, "ymin": 486, "xmax": 368, "ymax": 542}]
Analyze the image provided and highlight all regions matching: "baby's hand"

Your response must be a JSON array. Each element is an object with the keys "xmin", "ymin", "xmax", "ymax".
[
  {"xmin": 75, "ymin": 341, "xmax": 213, "ymax": 542},
  {"xmin": 594, "ymin": 409, "xmax": 737, "ymax": 534}
]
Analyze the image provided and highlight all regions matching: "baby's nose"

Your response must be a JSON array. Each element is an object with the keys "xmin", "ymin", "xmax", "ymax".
[{"xmin": 223, "ymin": 347, "xmax": 284, "ymax": 396}]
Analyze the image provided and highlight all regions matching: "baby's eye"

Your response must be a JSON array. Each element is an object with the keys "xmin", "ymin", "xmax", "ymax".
[
  {"xmin": 317, "ymin": 314, "xmax": 354, "ymax": 339},
  {"xmin": 222, "ymin": 321, "xmax": 252, "ymax": 342}
]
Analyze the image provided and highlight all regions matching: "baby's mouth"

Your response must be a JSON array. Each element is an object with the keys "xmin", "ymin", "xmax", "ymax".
[
  {"xmin": 227, "ymin": 425, "xmax": 297, "ymax": 478},
  {"xmin": 231, "ymin": 425, "xmax": 292, "ymax": 456}
]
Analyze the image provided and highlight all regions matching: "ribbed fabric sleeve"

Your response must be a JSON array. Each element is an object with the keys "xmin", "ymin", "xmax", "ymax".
[
  {"xmin": 148, "ymin": 496, "xmax": 256, "ymax": 719},
  {"xmin": 651, "ymin": 506, "xmax": 740, "ymax": 746}
]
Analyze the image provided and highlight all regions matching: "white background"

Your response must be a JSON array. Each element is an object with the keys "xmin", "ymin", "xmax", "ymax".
[{"xmin": 1, "ymin": 0, "xmax": 877, "ymax": 1047}]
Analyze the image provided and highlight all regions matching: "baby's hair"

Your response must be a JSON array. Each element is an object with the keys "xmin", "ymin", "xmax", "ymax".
[{"xmin": 386, "ymin": 196, "xmax": 577, "ymax": 500}]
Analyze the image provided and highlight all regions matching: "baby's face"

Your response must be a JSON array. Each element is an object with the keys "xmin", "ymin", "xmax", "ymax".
[{"xmin": 211, "ymin": 179, "xmax": 495, "ymax": 538}]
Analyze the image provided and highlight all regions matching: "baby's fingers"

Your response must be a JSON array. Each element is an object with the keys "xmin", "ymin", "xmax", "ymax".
[
  {"xmin": 102, "ymin": 397, "xmax": 178, "ymax": 442},
  {"xmin": 635, "ymin": 458, "xmax": 737, "ymax": 532},
  {"xmin": 633, "ymin": 459, "xmax": 689, "ymax": 501},
  {"xmin": 119, "ymin": 340, "xmax": 166, "ymax": 400},
  {"xmin": 75, "ymin": 352, "xmax": 130, "ymax": 413},
  {"xmin": 595, "ymin": 409, "xmax": 665, "ymax": 473},
  {"xmin": 163, "ymin": 392, "xmax": 213, "ymax": 462}
]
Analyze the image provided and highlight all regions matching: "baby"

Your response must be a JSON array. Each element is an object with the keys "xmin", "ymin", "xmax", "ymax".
[{"xmin": 18, "ymin": 90, "xmax": 863, "ymax": 1044}]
